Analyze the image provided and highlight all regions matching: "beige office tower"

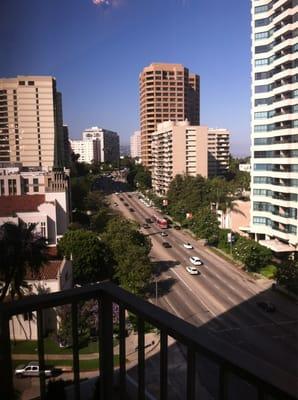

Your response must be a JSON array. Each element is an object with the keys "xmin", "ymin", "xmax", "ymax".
[
  {"xmin": 208, "ymin": 128, "xmax": 230, "ymax": 177},
  {"xmin": 0, "ymin": 76, "xmax": 65, "ymax": 169},
  {"xmin": 151, "ymin": 121, "xmax": 208, "ymax": 194},
  {"xmin": 139, "ymin": 63, "xmax": 200, "ymax": 168}
]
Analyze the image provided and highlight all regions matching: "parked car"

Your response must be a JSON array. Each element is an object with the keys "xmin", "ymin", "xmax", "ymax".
[
  {"xmin": 124, "ymin": 202, "xmax": 129, "ymax": 206},
  {"xmin": 257, "ymin": 301, "xmax": 276, "ymax": 313},
  {"xmin": 15, "ymin": 362, "xmax": 54, "ymax": 378},
  {"xmin": 186, "ymin": 266, "xmax": 200, "ymax": 275},
  {"xmin": 189, "ymin": 256, "xmax": 203, "ymax": 266},
  {"xmin": 129, "ymin": 207, "xmax": 135, "ymax": 212},
  {"xmin": 119, "ymin": 197, "xmax": 124, "ymax": 201},
  {"xmin": 173, "ymin": 225, "xmax": 181, "ymax": 230},
  {"xmin": 183, "ymin": 243, "xmax": 193, "ymax": 249},
  {"xmin": 142, "ymin": 224, "xmax": 150, "ymax": 229},
  {"xmin": 162, "ymin": 242, "xmax": 172, "ymax": 248},
  {"xmin": 160, "ymin": 232, "xmax": 168, "ymax": 237}
]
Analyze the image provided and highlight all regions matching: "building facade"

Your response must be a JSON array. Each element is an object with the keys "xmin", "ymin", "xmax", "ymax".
[
  {"xmin": 69, "ymin": 139, "xmax": 96, "ymax": 164},
  {"xmin": 151, "ymin": 121, "xmax": 208, "ymax": 194},
  {"xmin": 83, "ymin": 126, "xmax": 120, "ymax": 163},
  {"xmin": 130, "ymin": 130, "xmax": 141, "ymax": 159},
  {"xmin": 0, "ymin": 167, "xmax": 70, "ymax": 245},
  {"xmin": 250, "ymin": 0, "xmax": 298, "ymax": 252},
  {"xmin": 139, "ymin": 63, "xmax": 200, "ymax": 168},
  {"xmin": 208, "ymin": 128, "xmax": 230, "ymax": 177},
  {"xmin": 0, "ymin": 76, "xmax": 67, "ymax": 169}
]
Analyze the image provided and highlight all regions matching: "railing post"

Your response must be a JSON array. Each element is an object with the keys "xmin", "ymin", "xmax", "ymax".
[
  {"xmin": 219, "ymin": 363, "xmax": 228, "ymax": 400},
  {"xmin": 37, "ymin": 309, "xmax": 46, "ymax": 400},
  {"xmin": 119, "ymin": 304, "xmax": 126, "ymax": 399},
  {"xmin": 99, "ymin": 293, "xmax": 114, "ymax": 400},
  {"xmin": 160, "ymin": 330, "xmax": 168, "ymax": 400},
  {"xmin": 0, "ymin": 308, "xmax": 13, "ymax": 400},
  {"xmin": 186, "ymin": 346, "xmax": 196, "ymax": 400},
  {"xmin": 137, "ymin": 317, "xmax": 145, "ymax": 400},
  {"xmin": 72, "ymin": 302, "xmax": 80, "ymax": 400}
]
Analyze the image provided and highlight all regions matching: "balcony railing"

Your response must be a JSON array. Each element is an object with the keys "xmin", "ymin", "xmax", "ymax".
[{"xmin": 0, "ymin": 281, "xmax": 297, "ymax": 400}]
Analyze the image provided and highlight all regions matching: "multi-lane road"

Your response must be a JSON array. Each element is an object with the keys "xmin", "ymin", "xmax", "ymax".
[{"xmin": 104, "ymin": 177, "xmax": 298, "ymax": 395}]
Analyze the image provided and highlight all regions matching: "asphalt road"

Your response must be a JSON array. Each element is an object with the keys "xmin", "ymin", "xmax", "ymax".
[{"xmin": 106, "ymin": 177, "xmax": 298, "ymax": 397}]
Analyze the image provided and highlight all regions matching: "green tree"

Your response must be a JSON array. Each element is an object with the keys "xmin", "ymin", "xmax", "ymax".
[
  {"xmin": 102, "ymin": 217, "xmax": 152, "ymax": 295},
  {"xmin": 190, "ymin": 207, "xmax": 220, "ymax": 245},
  {"xmin": 57, "ymin": 229, "xmax": 112, "ymax": 284},
  {"xmin": 90, "ymin": 209, "xmax": 113, "ymax": 233},
  {"xmin": 0, "ymin": 222, "xmax": 47, "ymax": 301},
  {"xmin": 71, "ymin": 177, "xmax": 90, "ymax": 211},
  {"xmin": 232, "ymin": 237, "xmax": 272, "ymax": 272},
  {"xmin": 84, "ymin": 190, "xmax": 106, "ymax": 212},
  {"xmin": 276, "ymin": 255, "xmax": 298, "ymax": 294}
]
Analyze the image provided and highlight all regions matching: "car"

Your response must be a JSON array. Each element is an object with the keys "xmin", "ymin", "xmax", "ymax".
[
  {"xmin": 189, "ymin": 256, "xmax": 203, "ymax": 266},
  {"xmin": 160, "ymin": 231, "xmax": 168, "ymax": 237},
  {"xmin": 129, "ymin": 207, "xmax": 135, "ymax": 212},
  {"xmin": 183, "ymin": 243, "xmax": 193, "ymax": 249},
  {"xmin": 186, "ymin": 266, "xmax": 200, "ymax": 275},
  {"xmin": 162, "ymin": 242, "xmax": 172, "ymax": 248},
  {"xmin": 128, "ymin": 194, "xmax": 132, "ymax": 198},
  {"xmin": 142, "ymin": 224, "xmax": 150, "ymax": 229},
  {"xmin": 119, "ymin": 197, "xmax": 124, "ymax": 201},
  {"xmin": 113, "ymin": 202, "xmax": 118, "ymax": 207},
  {"xmin": 124, "ymin": 202, "xmax": 129, "ymax": 206},
  {"xmin": 145, "ymin": 218, "xmax": 153, "ymax": 224},
  {"xmin": 115, "ymin": 192, "xmax": 119, "ymax": 195},
  {"xmin": 15, "ymin": 362, "xmax": 54, "ymax": 378},
  {"xmin": 257, "ymin": 301, "xmax": 276, "ymax": 313},
  {"xmin": 173, "ymin": 225, "xmax": 181, "ymax": 230}
]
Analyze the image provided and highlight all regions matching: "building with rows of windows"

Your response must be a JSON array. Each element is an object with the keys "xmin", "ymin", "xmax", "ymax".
[{"xmin": 250, "ymin": 0, "xmax": 298, "ymax": 252}]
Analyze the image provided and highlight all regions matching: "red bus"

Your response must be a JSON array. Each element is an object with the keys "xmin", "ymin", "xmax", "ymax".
[{"xmin": 153, "ymin": 215, "xmax": 168, "ymax": 229}]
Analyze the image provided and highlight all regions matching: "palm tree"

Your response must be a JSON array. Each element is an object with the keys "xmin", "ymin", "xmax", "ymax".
[{"xmin": 0, "ymin": 222, "xmax": 47, "ymax": 302}]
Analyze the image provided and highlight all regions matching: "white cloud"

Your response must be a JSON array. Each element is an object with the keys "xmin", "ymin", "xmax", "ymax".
[{"xmin": 92, "ymin": 0, "xmax": 110, "ymax": 6}]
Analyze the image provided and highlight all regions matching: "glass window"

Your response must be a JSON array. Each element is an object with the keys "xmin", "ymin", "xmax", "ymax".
[
  {"xmin": 254, "ymin": 111, "xmax": 267, "ymax": 119},
  {"xmin": 255, "ymin": 58, "xmax": 268, "ymax": 66},
  {"xmin": 33, "ymin": 178, "xmax": 39, "ymax": 192},
  {"xmin": 255, "ymin": 31, "xmax": 270, "ymax": 40}
]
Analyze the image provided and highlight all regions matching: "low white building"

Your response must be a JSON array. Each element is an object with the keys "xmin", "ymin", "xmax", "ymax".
[
  {"xmin": 7, "ymin": 259, "xmax": 73, "ymax": 340},
  {"xmin": 0, "ymin": 167, "xmax": 70, "ymax": 245}
]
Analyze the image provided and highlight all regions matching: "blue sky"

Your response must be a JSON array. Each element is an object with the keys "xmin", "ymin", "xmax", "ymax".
[{"xmin": 0, "ymin": 0, "xmax": 251, "ymax": 156}]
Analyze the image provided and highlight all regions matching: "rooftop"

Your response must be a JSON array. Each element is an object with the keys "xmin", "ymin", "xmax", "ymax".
[{"xmin": 0, "ymin": 194, "xmax": 45, "ymax": 217}]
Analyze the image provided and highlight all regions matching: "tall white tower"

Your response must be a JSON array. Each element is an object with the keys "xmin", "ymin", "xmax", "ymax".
[{"xmin": 250, "ymin": 0, "xmax": 298, "ymax": 252}]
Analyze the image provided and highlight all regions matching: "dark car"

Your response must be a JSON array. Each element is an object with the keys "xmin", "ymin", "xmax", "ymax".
[
  {"xmin": 145, "ymin": 218, "xmax": 153, "ymax": 224},
  {"xmin": 142, "ymin": 224, "xmax": 150, "ymax": 229},
  {"xmin": 257, "ymin": 301, "xmax": 276, "ymax": 312},
  {"xmin": 129, "ymin": 207, "xmax": 135, "ymax": 212},
  {"xmin": 162, "ymin": 242, "xmax": 172, "ymax": 248},
  {"xmin": 173, "ymin": 225, "xmax": 181, "ymax": 230},
  {"xmin": 119, "ymin": 197, "xmax": 124, "ymax": 201},
  {"xmin": 124, "ymin": 202, "xmax": 129, "ymax": 206}
]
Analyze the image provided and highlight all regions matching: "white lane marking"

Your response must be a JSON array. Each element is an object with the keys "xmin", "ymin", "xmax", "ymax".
[
  {"xmin": 228, "ymin": 284, "xmax": 236, "ymax": 291},
  {"xmin": 170, "ymin": 267, "xmax": 194, "ymax": 293},
  {"xmin": 162, "ymin": 295, "xmax": 183, "ymax": 318},
  {"xmin": 227, "ymin": 296, "xmax": 233, "ymax": 302},
  {"xmin": 170, "ymin": 267, "xmax": 218, "ymax": 319}
]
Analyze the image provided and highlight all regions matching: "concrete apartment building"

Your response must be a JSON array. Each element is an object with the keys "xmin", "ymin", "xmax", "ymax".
[
  {"xmin": 208, "ymin": 128, "xmax": 230, "ymax": 177},
  {"xmin": 83, "ymin": 126, "xmax": 120, "ymax": 163},
  {"xmin": 0, "ymin": 76, "xmax": 69, "ymax": 169},
  {"xmin": 250, "ymin": 0, "xmax": 298, "ymax": 253},
  {"xmin": 139, "ymin": 63, "xmax": 200, "ymax": 168},
  {"xmin": 151, "ymin": 121, "xmax": 208, "ymax": 194},
  {"xmin": 130, "ymin": 130, "xmax": 141, "ymax": 159},
  {"xmin": 69, "ymin": 139, "xmax": 97, "ymax": 164},
  {"xmin": 0, "ymin": 167, "xmax": 70, "ymax": 245}
]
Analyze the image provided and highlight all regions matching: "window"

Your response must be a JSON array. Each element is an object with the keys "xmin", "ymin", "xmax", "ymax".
[
  {"xmin": 40, "ymin": 222, "xmax": 46, "ymax": 238},
  {"xmin": 33, "ymin": 178, "xmax": 39, "ymax": 192},
  {"xmin": 254, "ymin": 124, "xmax": 268, "ymax": 132},
  {"xmin": 0, "ymin": 179, "xmax": 4, "ymax": 195},
  {"xmin": 255, "ymin": 58, "xmax": 269, "ymax": 66},
  {"xmin": 28, "ymin": 81, "xmax": 35, "ymax": 86},
  {"xmin": 255, "ymin": 4, "xmax": 270, "ymax": 14},
  {"xmin": 18, "ymin": 81, "xmax": 25, "ymax": 86},
  {"xmin": 23, "ymin": 178, "xmax": 29, "ymax": 193},
  {"xmin": 254, "ymin": 111, "xmax": 268, "ymax": 119},
  {"xmin": 255, "ymin": 18, "xmax": 270, "ymax": 27},
  {"xmin": 8, "ymin": 179, "xmax": 17, "ymax": 195}
]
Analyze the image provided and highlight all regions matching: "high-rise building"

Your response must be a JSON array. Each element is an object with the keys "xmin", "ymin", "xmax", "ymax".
[
  {"xmin": 83, "ymin": 126, "xmax": 120, "ymax": 163},
  {"xmin": 208, "ymin": 128, "xmax": 230, "ymax": 177},
  {"xmin": 139, "ymin": 63, "xmax": 200, "ymax": 168},
  {"xmin": 69, "ymin": 139, "xmax": 98, "ymax": 164},
  {"xmin": 0, "ymin": 76, "xmax": 66, "ymax": 169},
  {"xmin": 250, "ymin": 0, "xmax": 298, "ymax": 252},
  {"xmin": 130, "ymin": 130, "xmax": 141, "ymax": 159},
  {"xmin": 151, "ymin": 121, "xmax": 208, "ymax": 194}
]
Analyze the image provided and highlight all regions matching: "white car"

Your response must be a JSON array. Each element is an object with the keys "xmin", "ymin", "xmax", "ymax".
[
  {"xmin": 189, "ymin": 256, "xmax": 203, "ymax": 266},
  {"xmin": 160, "ymin": 232, "xmax": 168, "ymax": 237},
  {"xmin": 15, "ymin": 361, "xmax": 54, "ymax": 378},
  {"xmin": 186, "ymin": 266, "xmax": 200, "ymax": 275},
  {"xmin": 183, "ymin": 242, "xmax": 193, "ymax": 249}
]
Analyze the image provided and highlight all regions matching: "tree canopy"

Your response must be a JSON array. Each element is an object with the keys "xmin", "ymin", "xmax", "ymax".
[
  {"xmin": 276, "ymin": 255, "xmax": 298, "ymax": 294},
  {"xmin": 232, "ymin": 237, "xmax": 272, "ymax": 272},
  {"xmin": 57, "ymin": 229, "xmax": 112, "ymax": 284}
]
